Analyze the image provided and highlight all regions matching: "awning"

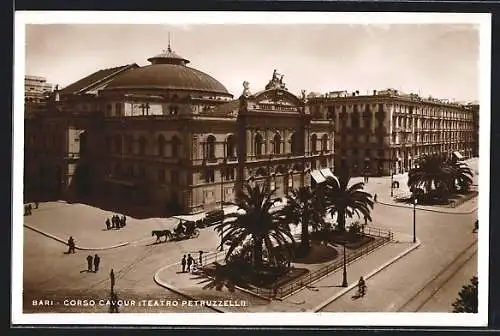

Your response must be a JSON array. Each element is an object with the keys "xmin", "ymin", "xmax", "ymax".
[
  {"xmin": 453, "ymin": 151, "xmax": 464, "ymax": 160},
  {"xmin": 310, "ymin": 170, "xmax": 326, "ymax": 183},
  {"xmin": 320, "ymin": 168, "xmax": 335, "ymax": 179}
]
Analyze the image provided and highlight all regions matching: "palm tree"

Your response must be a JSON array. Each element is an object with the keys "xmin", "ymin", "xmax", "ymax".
[
  {"xmin": 324, "ymin": 171, "xmax": 374, "ymax": 232},
  {"xmin": 281, "ymin": 186, "xmax": 326, "ymax": 256},
  {"xmin": 407, "ymin": 154, "xmax": 455, "ymax": 197},
  {"xmin": 215, "ymin": 182, "xmax": 296, "ymax": 270},
  {"xmin": 448, "ymin": 158, "xmax": 474, "ymax": 193}
]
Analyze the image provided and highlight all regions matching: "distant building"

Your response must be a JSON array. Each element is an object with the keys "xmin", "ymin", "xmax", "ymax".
[
  {"xmin": 23, "ymin": 47, "xmax": 335, "ymax": 216},
  {"xmin": 467, "ymin": 103, "xmax": 480, "ymax": 157},
  {"xmin": 308, "ymin": 89, "xmax": 476, "ymax": 176},
  {"xmin": 25, "ymin": 75, "xmax": 54, "ymax": 116}
]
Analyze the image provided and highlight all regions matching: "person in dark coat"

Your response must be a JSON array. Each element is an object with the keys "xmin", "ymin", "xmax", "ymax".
[
  {"xmin": 34, "ymin": 201, "xmax": 39, "ymax": 209},
  {"xmin": 93, "ymin": 254, "xmax": 101, "ymax": 272},
  {"xmin": 374, "ymin": 194, "xmax": 378, "ymax": 203},
  {"xmin": 186, "ymin": 254, "xmax": 193, "ymax": 272},
  {"xmin": 105, "ymin": 218, "xmax": 111, "ymax": 230},
  {"xmin": 28, "ymin": 203, "xmax": 33, "ymax": 215},
  {"xmin": 181, "ymin": 255, "xmax": 186, "ymax": 273},
  {"xmin": 86, "ymin": 255, "xmax": 93, "ymax": 272},
  {"xmin": 121, "ymin": 215, "xmax": 127, "ymax": 227},
  {"xmin": 67, "ymin": 236, "xmax": 76, "ymax": 254}
]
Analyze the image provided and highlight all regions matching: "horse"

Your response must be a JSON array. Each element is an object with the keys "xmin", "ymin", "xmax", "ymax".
[{"xmin": 151, "ymin": 230, "xmax": 171, "ymax": 243}]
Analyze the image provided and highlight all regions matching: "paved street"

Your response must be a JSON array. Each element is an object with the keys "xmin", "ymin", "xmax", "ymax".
[{"xmin": 22, "ymin": 158, "xmax": 480, "ymax": 313}]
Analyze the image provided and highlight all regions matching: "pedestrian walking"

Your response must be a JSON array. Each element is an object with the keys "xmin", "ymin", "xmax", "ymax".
[
  {"xmin": 86, "ymin": 255, "xmax": 93, "ymax": 272},
  {"xmin": 93, "ymin": 254, "xmax": 101, "ymax": 272},
  {"xmin": 67, "ymin": 236, "xmax": 76, "ymax": 254},
  {"xmin": 198, "ymin": 250, "xmax": 204, "ymax": 267},
  {"xmin": 187, "ymin": 254, "xmax": 193, "ymax": 272},
  {"xmin": 28, "ymin": 203, "xmax": 33, "ymax": 215},
  {"xmin": 105, "ymin": 218, "xmax": 111, "ymax": 230},
  {"xmin": 110, "ymin": 269, "xmax": 116, "ymax": 292},
  {"xmin": 121, "ymin": 215, "xmax": 127, "ymax": 227},
  {"xmin": 374, "ymin": 194, "xmax": 378, "ymax": 203},
  {"xmin": 473, "ymin": 220, "xmax": 478, "ymax": 233},
  {"xmin": 34, "ymin": 201, "xmax": 39, "ymax": 209},
  {"xmin": 181, "ymin": 255, "xmax": 186, "ymax": 273}
]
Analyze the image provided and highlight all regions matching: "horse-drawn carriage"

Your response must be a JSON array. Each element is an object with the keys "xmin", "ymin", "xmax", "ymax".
[{"xmin": 151, "ymin": 219, "xmax": 200, "ymax": 243}]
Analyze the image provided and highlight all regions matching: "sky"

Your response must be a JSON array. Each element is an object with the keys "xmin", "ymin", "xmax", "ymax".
[{"xmin": 24, "ymin": 23, "xmax": 480, "ymax": 102}]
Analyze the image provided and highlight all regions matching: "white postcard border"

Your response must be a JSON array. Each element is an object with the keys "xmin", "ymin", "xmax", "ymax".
[{"xmin": 12, "ymin": 11, "xmax": 491, "ymax": 327}]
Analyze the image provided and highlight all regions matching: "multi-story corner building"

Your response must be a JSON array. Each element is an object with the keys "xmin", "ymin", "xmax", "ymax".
[
  {"xmin": 24, "ymin": 47, "xmax": 335, "ymax": 216},
  {"xmin": 308, "ymin": 89, "xmax": 476, "ymax": 176}
]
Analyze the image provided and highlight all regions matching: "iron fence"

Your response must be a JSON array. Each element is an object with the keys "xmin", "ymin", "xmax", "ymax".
[
  {"xmin": 197, "ymin": 227, "xmax": 393, "ymax": 299},
  {"xmin": 275, "ymin": 229, "xmax": 392, "ymax": 299}
]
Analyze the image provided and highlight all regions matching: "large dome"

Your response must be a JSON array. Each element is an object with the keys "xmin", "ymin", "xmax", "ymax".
[{"xmin": 104, "ymin": 47, "xmax": 231, "ymax": 96}]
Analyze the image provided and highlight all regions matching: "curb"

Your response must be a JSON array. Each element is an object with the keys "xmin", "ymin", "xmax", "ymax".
[
  {"xmin": 24, "ymin": 224, "xmax": 130, "ymax": 251},
  {"xmin": 311, "ymin": 239, "xmax": 422, "ymax": 312},
  {"xmin": 153, "ymin": 264, "xmax": 224, "ymax": 313},
  {"xmin": 377, "ymin": 200, "xmax": 478, "ymax": 215}
]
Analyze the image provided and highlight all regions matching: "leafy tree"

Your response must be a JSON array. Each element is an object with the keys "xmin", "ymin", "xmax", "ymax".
[
  {"xmin": 281, "ymin": 186, "xmax": 326, "ymax": 256},
  {"xmin": 215, "ymin": 182, "xmax": 295, "ymax": 270},
  {"xmin": 452, "ymin": 276, "xmax": 478, "ymax": 313},
  {"xmin": 324, "ymin": 171, "xmax": 374, "ymax": 232}
]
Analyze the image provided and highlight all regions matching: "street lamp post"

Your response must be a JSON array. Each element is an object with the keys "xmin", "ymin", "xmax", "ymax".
[
  {"xmin": 413, "ymin": 197, "xmax": 417, "ymax": 243},
  {"xmin": 220, "ymin": 163, "xmax": 225, "ymax": 211},
  {"xmin": 342, "ymin": 242, "xmax": 348, "ymax": 287}
]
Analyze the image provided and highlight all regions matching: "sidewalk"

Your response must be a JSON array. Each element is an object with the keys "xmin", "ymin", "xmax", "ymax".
[
  {"xmin": 153, "ymin": 234, "xmax": 418, "ymax": 312},
  {"xmin": 23, "ymin": 202, "xmax": 180, "ymax": 249}
]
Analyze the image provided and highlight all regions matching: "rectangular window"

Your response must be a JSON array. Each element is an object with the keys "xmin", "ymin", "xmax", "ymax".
[
  {"xmin": 204, "ymin": 168, "xmax": 214, "ymax": 183},
  {"xmin": 158, "ymin": 168, "xmax": 165, "ymax": 183},
  {"xmin": 171, "ymin": 170, "xmax": 179, "ymax": 185}
]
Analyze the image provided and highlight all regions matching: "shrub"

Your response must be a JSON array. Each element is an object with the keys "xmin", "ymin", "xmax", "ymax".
[{"xmin": 452, "ymin": 276, "xmax": 478, "ymax": 313}]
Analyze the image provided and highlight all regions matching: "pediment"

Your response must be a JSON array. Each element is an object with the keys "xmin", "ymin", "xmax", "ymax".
[{"xmin": 251, "ymin": 89, "xmax": 302, "ymax": 111}]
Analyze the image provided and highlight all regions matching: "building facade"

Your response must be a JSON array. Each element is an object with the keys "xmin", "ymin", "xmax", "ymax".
[
  {"xmin": 308, "ymin": 89, "xmax": 476, "ymax": 176},
  {"xmin": 24, "ymin": 47, "xmax": 335, "ymax": 216},
  {"xmin": 25, "ymin": 75, "xmax": 54, "ymax": 116}
]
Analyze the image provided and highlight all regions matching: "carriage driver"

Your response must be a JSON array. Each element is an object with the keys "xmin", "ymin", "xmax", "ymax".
[{"xmin": 175, "ymin": 220, "xmax": 186, "ymax": 236}]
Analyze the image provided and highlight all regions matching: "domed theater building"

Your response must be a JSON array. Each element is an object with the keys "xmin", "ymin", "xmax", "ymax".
[{"xmin": 24, "ymin": 46, "xmax": 335, "ymax": 216}]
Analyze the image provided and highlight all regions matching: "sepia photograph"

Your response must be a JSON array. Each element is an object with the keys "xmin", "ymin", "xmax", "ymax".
[{"xmin": 12, "ymin": 11, "xmax": 490, "ymax": 326}]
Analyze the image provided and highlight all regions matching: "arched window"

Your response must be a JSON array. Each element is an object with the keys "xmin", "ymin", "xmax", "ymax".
[
  {"xmin": 206, "ymin": 135, "xmax": 216, "ymax": 161},
  {"xmin": 226, "ymin": 135, "xmax": 236, "ymax": 158},
  {"xmin": 138, "ymin": 136, "xmax": 146, "ymax": 156},
  {"xmin": 310, "ymin": 134, "xmax": 317, "ymax": 154},
  {"xmin": 114, "ymin": 134, "xmax": 122, "ymax": 154},
  {"xmin": 157, "ymin": 135, "xmax": 166, "ymax": 156},
  {"xmin": 321, "ymin": 134, "xmax": 328, "ymax": 152},
  {"xmin": 352, "ymin": 109, "xmax": 360, "ymax": 128},
  {"xmin": 273, "ymin": 132, "xmax": 281, "ymax": 155},
  {"xmin": 290, "ymin": 133, "xmax": 298, "ymax": 155},
  {"xmin": 254, "ymin": 133, "xmax": 264, "ymax": 157},
  {"xmin": 105, "ymin": 136, "xmax": 112, "ymax": 153},
  {"xmin": 125, "ymin": 135, "xmax": 133, "ymax": 154},
  {"xmin": 171, "ymin": 136, "xmax": 180, "ymax": 158}
]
